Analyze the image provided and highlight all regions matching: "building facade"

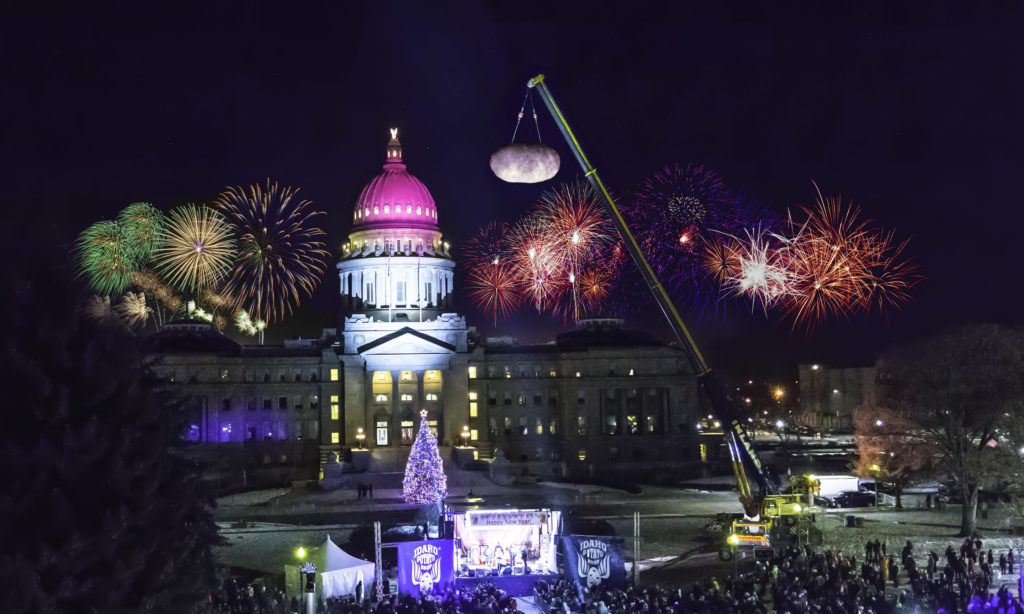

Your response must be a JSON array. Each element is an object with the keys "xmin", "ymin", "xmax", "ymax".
[
  {"xmin": 795, "ymin": 363, "xmax": 876, "ymax": 432},
  {"xmin": 149, "ymin": 130, "xmax": 704, "ymax": 486}
]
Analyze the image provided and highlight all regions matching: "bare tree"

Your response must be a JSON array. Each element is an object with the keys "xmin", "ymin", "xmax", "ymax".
[
  {"xmin": 867, "ymin": 324, "xmax": 1024, "ymax": 535},
  {"xmin": 853, "ymin": 401, "xmax": 936, "ymax": 509}
]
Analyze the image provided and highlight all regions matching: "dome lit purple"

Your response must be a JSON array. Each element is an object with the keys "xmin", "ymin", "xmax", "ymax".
[{"xmin": 352, "ymin": 129, "xmax": 439, "ymax": 231}]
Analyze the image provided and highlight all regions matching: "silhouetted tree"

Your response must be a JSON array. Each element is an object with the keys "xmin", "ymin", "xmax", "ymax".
[
  {"xmin": 0, "ymin": 253, "xmax": 220, "ymax": 613},
  {"xmin": 867, "ymin": 324, "xmax": 1024, "ymax": 535},
  {"xmin": 853, "ymin": 401, "xmax": 936, "ymax": 509}
]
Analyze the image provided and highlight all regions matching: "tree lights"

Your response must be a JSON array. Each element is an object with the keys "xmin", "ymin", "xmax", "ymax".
[{"xmin": 402, "ymin": 410, "xmax": 447, "ymax": 505}]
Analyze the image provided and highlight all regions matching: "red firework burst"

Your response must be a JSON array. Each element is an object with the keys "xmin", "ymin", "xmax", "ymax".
[
  {"xmin": 462, "ymin": 222, "xmax": 521, "ymax": 324},
  {"xmin": 722, "ymin": 185, "xmax": 922, "ymax": 332}
]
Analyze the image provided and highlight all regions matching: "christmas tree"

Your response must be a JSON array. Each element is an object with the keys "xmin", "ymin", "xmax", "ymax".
[{"xmin": 402, "ymin": 410, "xmax": 448, "ymax": 504}]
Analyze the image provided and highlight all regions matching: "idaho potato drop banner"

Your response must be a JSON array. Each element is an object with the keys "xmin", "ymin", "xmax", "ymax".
[
  {"xmin": 561, "ymin": 535, "xmax": 627, "ymax": 595},
  {"xmin": 396, "ymin": 540, "xmax": 455, "ymax": 597}
]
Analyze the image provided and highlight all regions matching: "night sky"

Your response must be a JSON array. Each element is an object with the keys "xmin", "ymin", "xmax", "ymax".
[{"xmin": 5, "ymin": 3, "xmax": 1023, "ymax": 379}]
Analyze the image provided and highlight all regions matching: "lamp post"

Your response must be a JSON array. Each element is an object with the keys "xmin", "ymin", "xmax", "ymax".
[
  {"xmin": 460, "ymin": 425, "xmax": 471, "ymax": 446},
  {"xmin": 870, "ymin": 464, "xmax": 880, "ymax": 507},
  {"xmin": 355, "ymin": 427, "xmax": 366, "ymax": 449}
]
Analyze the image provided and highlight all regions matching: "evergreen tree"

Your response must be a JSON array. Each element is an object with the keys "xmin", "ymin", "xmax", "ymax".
[
  {"xmin": 0, "ymin": 252, "xmax": 220, "ymax": 613},
  {"xmin": 402, "ymin": 411, "xmax": 447, "ymax": 505}
]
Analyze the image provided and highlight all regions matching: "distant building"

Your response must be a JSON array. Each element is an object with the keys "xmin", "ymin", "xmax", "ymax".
[
  {"xmin": 147, "ymin": 130, "xmax": 704, "ymax": 487},
  {"xmin": 796, "ymin": 363, "xmax": 876, "ymax": 431}
]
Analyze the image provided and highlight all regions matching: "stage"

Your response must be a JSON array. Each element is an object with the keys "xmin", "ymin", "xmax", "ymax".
[{"xmin": 454, "ymin": 572, "xmax": 558, "ymax": 597}]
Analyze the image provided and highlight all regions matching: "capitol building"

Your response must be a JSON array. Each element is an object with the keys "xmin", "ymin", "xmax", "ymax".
[{"xmin": 149, "ymin": 130, "xmax": 704, "ymax": 488}]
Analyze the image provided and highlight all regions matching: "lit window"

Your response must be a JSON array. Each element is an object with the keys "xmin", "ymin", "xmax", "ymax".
[
  {"xmin": 364, "ymin": 207, "xmax": 369, "ymax": 216},
  {"xmin": 401, "ymin": 371, "xmax": 413, "ymax": 381},
  {"xmin": 549, "ymin": 370, "xmax": 557, "ymax": 377},
  {"xmin": 470, "ymin": 429, "xmax": 479, "ymax": 441},
  {"xmin": 468, "ymin": 392, "xmax": 478, "ymax": 400},
  {"xmin": 578, "ymin": 449, "xmax": 587, "ymax": 461},
  {"xmin": 331, "ymin": 395, "xmax": 339, "ymax": 403},
  {"xmin": 401, "ymin": 393, "xmax": 413, "ymax": 402},
  {"xmin": 331, "ymin": 405, "xmax": 339, "ymax": 420},
  {"xmin": 376, "ymin": 394, "xmax": 389, "ymax": 403},
  {"xmin": 330, "ymin": 369, "xmax": 339, "ymax": 382},
  {"xmin": 406, "ymin": 205, "xmax": 412, "ymax": 213},
  {"xmin": 577, "ymin": 416, "xmax": 587, "ymax": 436},
  {"xmin": 426, "ymin": 393, "xmax": 439, "ymax": 401},
  {"xmin": 517, "ymin": 394, "xmax": 526, "ymax": 406},
  {"xmin": 374, "ymin": 371, "xmax": 389, "ymax": 382},
  {"xmin": 536, "ymin": 419, "xmax": 543, "ymax": 435},
  {"xmin": 425, "ymin": 370, "xmax": 439, "ymax": 380},
  {"xmin": 504, "ymin": 366, "xmax": 511, "ymax": 379},
  {"xmin": 374, "ymin": 206, "xmax": 379, "ymax": 214},
  {"xmin": 575, "ymin": 371, "xmax": 581, "ymax": 378},
  {"xmin": 629, "ymin": 369, "xmax": 635, "ymax": 376},
  {"xmin": 417, "ymin": 206, "xmax": 422, "ymax": 215},
  {"xmin": 468, "ymin": 366, "xmax": 477, "ymax": 379},
  {"xmin": 331, "ymin": 432, "xmax": 339, "ymax": 444},
  {"xmin": 469, "ymin": 402, "xmax": 478, "ymax": 418},
  {"xmin": 384, "ymin": 205, "xmax": 390, "ymax": 214}
]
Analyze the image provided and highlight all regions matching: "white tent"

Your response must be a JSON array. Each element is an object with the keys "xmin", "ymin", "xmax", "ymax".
[{"xmin": 285, "ymin": 536, "xmax": 376, "ymax": 600}]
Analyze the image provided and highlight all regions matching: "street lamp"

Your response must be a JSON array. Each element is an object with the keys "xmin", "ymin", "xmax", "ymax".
[
  {"xmin": 355, "ymin": 427, "xmax": 366, "ymax": 449},
  {"xmin": 461, "ymin": 425, "xmax": 471, "ymax": 446},
  {"xmin": 296, "ymin": 546, "xmax": 307, "ymax": 559},
  {"xmin": 870, "ymin": 464, "xmax": 881, "ymax": 507}
]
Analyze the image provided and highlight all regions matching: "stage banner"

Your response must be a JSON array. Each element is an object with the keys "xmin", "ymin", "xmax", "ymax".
[
  {"xmin": 561, "ymin": 535, "xmax": 627, "ymax": 593},
  {"xmin": 467, "ymin": 510, "xmax": 548, "ymax": 528},
  {"xmin": 396, "ymin": 540, "xmax": 454, "ymax": 597}
]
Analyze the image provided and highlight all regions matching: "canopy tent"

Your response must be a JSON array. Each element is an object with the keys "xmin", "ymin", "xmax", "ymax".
[{"xmin": 285, "ymin": 536, "xmax": 376, "ymax": 600}]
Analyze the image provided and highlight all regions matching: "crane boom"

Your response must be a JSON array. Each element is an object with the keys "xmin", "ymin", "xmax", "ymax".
[{"xmin": 527, "ymin": 74, "xmax": 778, "ymax": 512}]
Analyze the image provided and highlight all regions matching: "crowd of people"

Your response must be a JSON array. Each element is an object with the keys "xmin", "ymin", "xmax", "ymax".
[
  {"xmin": 536, "ymin": 538, "xmax": 1024, "ymax": 614},
  {"xmin": 213, "ymin": 579, "xmax": 520, "ymax": 614},
  {"xmin": 214, "ymin": 537, "xmax": 1024, "ymax": 614}
]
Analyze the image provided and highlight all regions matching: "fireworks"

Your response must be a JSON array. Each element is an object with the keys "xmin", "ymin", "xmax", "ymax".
[
  {"xmin": 235, "ymin": 310, "xmax": 267, "ymax": 336},
  {"xmin": 154, "ymin": 204, "xmax": 235, "ymax": 293},
  {"xmin": 76, "ymin": 221, "xmax": 135, "ymax": 296},
  {"xmin": 465, "ymin": 182, "xmax": 620, "ymax": 324},
  {"xmin": 186, "ymin": 300, "xmax": 214, "ymax": 323},
  {"xmin": 720, "ymin": 226, "xmax": 791, "ymax": 312},
  {"xmin": 619, "ymin": 164, "xmax": 777, "ymax": 316},
  {"xmin": 82, "ymin": 295, "xmax": 119, "ymax": 325},
  {"xmin": 117, "ymin": 202, "xmax": 164, "ymax": 265},
  {"xmin": 213, "ymin": 181, "xmax": 329, "ymax": 323},
  {"xmin": 720, "ymin": 186, "xmax": 921, "ymax": 331},
  {"xmin": 463, "ymin": 222, "xmax": 522, "ymax": 324},
  {"xmin": 114, "ymin": 291, "xmax": 152, "ymax": 329},
  {"xmin": 130, "ymin": 269, "xmax": 182, "ymax": 313}
]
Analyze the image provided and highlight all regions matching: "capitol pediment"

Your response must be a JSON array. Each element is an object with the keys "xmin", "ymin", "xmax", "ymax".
[{"xmin": 355, "ymin": 326, "xmax": 456, "ymax": 356}]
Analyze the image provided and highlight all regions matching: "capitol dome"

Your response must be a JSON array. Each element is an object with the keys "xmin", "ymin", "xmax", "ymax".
[{"xmin": 351, "ymin": 128, "xmax": 439, "ymax": 231}]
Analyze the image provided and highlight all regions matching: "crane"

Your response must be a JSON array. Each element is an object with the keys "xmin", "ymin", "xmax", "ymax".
[{"xmin": 525, "ymin": 74, "xmax": 817, "ymax": 556}]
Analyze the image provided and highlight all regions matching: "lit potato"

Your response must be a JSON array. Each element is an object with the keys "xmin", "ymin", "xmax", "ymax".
[{"xmin": 489, "ymin": 143, "xmax": 560, "ymax": 183}]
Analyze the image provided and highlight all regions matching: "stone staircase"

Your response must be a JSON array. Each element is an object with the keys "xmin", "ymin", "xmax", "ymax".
[{"xmin": 472, "ymin": 441, "xmax": 494, "ymax": 461}]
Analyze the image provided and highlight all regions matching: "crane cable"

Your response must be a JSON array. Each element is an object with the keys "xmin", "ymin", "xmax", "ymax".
[{"xmin": 510, "ymin": 89, "xmax": 543, "ymax": 144}]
